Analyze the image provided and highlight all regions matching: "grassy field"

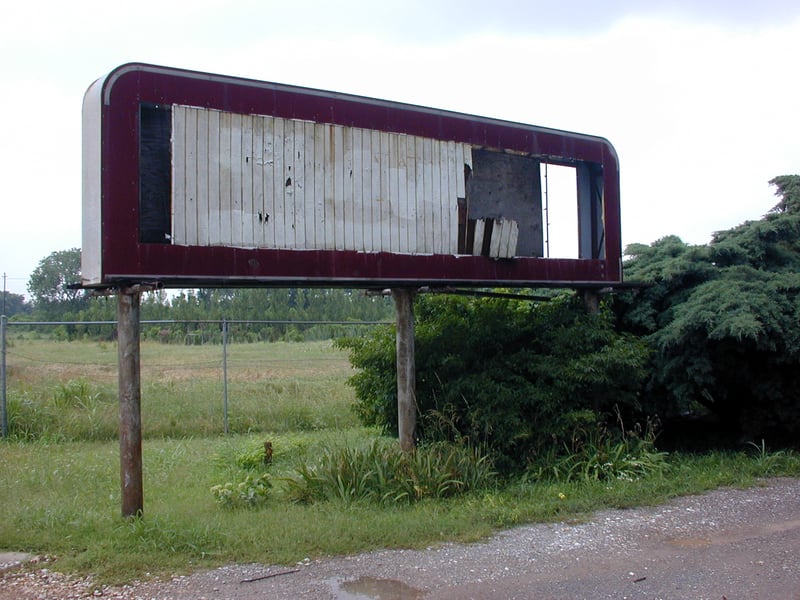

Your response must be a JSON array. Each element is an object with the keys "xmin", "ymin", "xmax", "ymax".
[
  {"xmin": 1, "ymin": 338, "xmax": 799, "ymax": 584},
  {"xmin": 5, "ymin": 338, "xmax": 359, "ymax": 439}
]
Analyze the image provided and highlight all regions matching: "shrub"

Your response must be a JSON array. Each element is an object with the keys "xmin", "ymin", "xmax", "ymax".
[{"xmin": 336, "ymin": 293, "xmax": 650, "ymax": 472}]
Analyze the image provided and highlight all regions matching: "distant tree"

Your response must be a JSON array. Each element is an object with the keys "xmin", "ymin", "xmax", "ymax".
[
  {"xmin": 617, "ymin": 176, "xmax": 800, "ymax": 446},
  {"xmin": 27, "ymin": 248, "xmax": 89, "ymax": 318},
  {"xmin": 1, "ymin": 291, "xmax": 31, "ymax": 317}
]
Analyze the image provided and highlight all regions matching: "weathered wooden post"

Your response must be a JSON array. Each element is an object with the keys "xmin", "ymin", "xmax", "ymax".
[
  {"xmin": 117, "ymin": 289, "xmax": 143, "ymax": 518},
  {"xmin": 392, "ymin": 289, "xmax": 417, "ymax": 452},
  {"xmin": 582, "ymin": 289, "xmax": 601, "ymax": 315}
]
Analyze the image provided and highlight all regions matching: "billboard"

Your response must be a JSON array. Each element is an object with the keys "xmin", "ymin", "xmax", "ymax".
[{"xmin": 82, "ymin": 63, "xmax": 621, "ymax": 288}]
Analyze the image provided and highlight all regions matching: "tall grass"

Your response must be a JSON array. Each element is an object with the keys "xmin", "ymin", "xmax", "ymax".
[{"xmin": 4, "ymin": 339, "xmax": 358, "ymax": 440}]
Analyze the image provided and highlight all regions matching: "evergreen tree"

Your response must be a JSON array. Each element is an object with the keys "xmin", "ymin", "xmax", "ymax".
[{"xmin": 618, "ymin": 176, "xmax": 800, "ymax": 445}]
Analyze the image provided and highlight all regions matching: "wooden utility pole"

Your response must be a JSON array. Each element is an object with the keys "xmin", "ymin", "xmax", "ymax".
[
  {"xmin": 392, "ymin": 289, "xmax": 417, "ymax": 452},
  {"xmin": 117, "ymin": 289, "xmax": 143, "ymax": 518}
]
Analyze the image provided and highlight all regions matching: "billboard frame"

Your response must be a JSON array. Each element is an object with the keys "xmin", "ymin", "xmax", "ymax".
[{"xmin": 83, "ymin": 63, "xmax": 622, "ymax": 290}]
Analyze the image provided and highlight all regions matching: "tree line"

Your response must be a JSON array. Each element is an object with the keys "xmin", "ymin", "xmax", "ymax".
[{"xmin": 5, "ymin": 255, "xmax": 394, "ymax": 341}]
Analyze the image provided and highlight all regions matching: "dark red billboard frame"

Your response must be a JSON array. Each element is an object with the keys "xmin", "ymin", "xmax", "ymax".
[{"xmin": 85, "ymin": 63, "xmax": 622, "ymax": 289}]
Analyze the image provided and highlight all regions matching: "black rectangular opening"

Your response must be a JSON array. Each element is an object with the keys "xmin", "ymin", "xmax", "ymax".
[{"xmin": 139, "ymin": 103, "xmax": 172, "ymax": 243}]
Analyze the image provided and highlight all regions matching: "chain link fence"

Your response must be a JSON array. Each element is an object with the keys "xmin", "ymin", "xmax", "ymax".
[{"xmin": 0, "ymin": 317, "xmax": 389, "ymax": 439}]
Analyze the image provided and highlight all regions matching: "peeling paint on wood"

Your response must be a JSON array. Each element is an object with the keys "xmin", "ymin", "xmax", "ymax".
[{"xmin": 171, "ymin": 105, "xmax": 471, "ymax": 255}]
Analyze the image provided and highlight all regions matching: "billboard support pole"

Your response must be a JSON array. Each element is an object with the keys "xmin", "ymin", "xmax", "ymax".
[
  {"xmin": 117, "ymin": 288, "xmax": 143, "ymax": 518},
  {"xmin": 392, "ymin": 289, "xmax": 417, "ymax": 452}
]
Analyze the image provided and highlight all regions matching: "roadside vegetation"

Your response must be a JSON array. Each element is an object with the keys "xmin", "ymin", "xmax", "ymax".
[
  {"xmin": 1, "ymin": 174, "xmax": 799, "ymax": 584},
  {"xmin": 1, "ymin": 339, "xmax": 799, "ymax": 584}
]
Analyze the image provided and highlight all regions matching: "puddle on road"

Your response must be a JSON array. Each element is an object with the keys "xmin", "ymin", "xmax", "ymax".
[{"xmin": 330, "ymin": 576, "xmax": 423, "ymax": 599}]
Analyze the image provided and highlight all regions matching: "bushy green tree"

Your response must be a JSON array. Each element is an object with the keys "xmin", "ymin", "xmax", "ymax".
[
  {"xmin": 1, "ymin": 291, "xmax": 31, "ymax": 317},
  {"xmin": 617, "ymin": 176, "xmax": 800, "ymax": 445},
  {"xmin": 27, "ymin": 248, "xmax": 89, "ymax": 319},
  {"xmin": 337, "ymin": 293, "xmax": 650, "ymax": 472}
]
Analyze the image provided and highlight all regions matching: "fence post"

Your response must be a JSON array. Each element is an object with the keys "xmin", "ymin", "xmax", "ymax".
[
  {"xmin": 1, "ymin": 314, "xmax": 7, "ymax": 438},
  {"xmin": 222, "ymin": 318, "xmax": 229, "ymax": 435},
  {"xmin": 117, "ymin": 290, "xmax": 143, "ymax": 518}
]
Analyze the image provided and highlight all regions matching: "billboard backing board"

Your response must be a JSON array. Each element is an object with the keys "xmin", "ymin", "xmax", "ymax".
[{"xmin": 82, "ymin": 63, "xmax": 622, "ymax": 288}]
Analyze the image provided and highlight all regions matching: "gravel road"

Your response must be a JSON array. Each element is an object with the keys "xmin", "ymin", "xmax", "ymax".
[{"xmin": 3, "ymin": 477, "xmax": 799, "ymax": 599}]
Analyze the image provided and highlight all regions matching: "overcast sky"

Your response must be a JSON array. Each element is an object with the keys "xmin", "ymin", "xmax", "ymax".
[{"xmin": 2, "ymin": 0, "xmax": 799, "ymax": 297}]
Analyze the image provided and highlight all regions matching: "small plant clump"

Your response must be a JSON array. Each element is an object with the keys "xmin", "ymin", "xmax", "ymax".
[
  {"xmin": 539, "ymin": 424, "xmax": 669, "ymax": 483},
  {"xmin": 210, "ymin": 473, "xmax": 272, "ymax": 508},
  {"xmin": 283, "ymin": 439, "xmax": 496, "ymax": 505}
]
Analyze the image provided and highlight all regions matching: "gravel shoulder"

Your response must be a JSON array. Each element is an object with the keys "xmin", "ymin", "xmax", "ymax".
[{"xmin": 3, "ymin": 477, "xmax": 800, "ymax": 599}]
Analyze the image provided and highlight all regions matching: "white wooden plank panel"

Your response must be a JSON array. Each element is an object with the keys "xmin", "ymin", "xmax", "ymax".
[
  {"xmin": 388, "ymin": 132, "xmax": 399, "ymax": 253},
  {"xmin": 282, "ymin": 119, "xmax": 295, "ymax": 248},
  {"xmin": 241, "ymin": 114, "xmax": 254, "ymax": 247},
  {"xmin": 507, "ymin": 219, "xmax": 520, "ymax": 258},
  {"xmin": 172, "ymin": 106, "xmax": 485, "ymax": 257},
  {"xmin": 343, "ymin": 125, "xmax": 355, "ymax": 250},
  {"xmin": 498, "ymin": 219, "xmax": 512, "ymax": 258},
  {"xmin": 380, "ymin": 131, "xmax": 393, "ymax": 253},
  {"xmin": 251, "ymin": 115, "xmax": 264, "ymax": 247},
  {"xmin": 171, "ymin": 106, "xmax": 187, "ymax": 245},
  {"xmin": 218, "ymin": 111, "xmax": 232, "ymax": 245},
  {"xmin": 207, "ymin": 109, "xmax": 221, "ymax": 246},
  {"xmin": 370, "ymin": 129, "xmax": 382, "ymax": 251},
  {"xmin": 455, "ymin": 143, "xmax": 466, "ymax": 199},
  {"xmin": 322, "ymin": 124, "xmax": 335, "ymax": 250},
  {"xmin": 359, "ymin": 128, "xmax": 373, "ymax": 251},
  {"xmin": 293, "ymin": 119, "xmax": 305, "ymax": 249},
  {"xmin": 333, "ymin": 125, "xmax": 345, "ymax": 250},
  {"xmin": 414, "ymin": 136, "xmax": 425, "ymax": 253},
  {"xmin": 473, "ymin": 219, "xmax": 485, "ymax": 256},
  {"xmin": 351, "ymin": 128, "xmax": 364, "ymax": 251},
  {"xmin": 431, "ymin": 140, "xmax": 443, "ymax": 254},
  {"xmin": 421, "ymin": 137, "xmax": 434, "ymax": 253},
  {"xmin": 405, "ymin": 134, "xmax": 417, "ymax": 254},
  {"xmin": 446, "ymin": 140, "xmax": 458, "ymax": 254},
  {"xmin": 261, "ymin": 115, "xmax": 275, "ymax": 248},
  {"xmin": 230, "ymin": 113, "xmax": 244, "ymax": 246},
  {"xmin": 195, "ymin": 108, "xmax": 209, "ymax": 246},
  {"xmin": 489, "ymin": 219, "xmax": 502, "ymax": 258},
  {"xmin": 303, "ymin": 121, "xmax": 316, "ymax": 248},
  {"xmin": 397, "ymin": 134, "xmax": 409, "ymax": 253},
  {"xmin": 272, "ymin": 117, "xmax": 286, "ymax": 248},
  {"xmin": 314, "ymin": 122, "xmax": 326, "ymax": 249}
]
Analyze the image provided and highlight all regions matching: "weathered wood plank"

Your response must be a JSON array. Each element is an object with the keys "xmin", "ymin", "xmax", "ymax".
[
  {"xmin": 241, "ymin": 114, "xmax": 254, "ymax": 248},
  {"xmin": 351, "ymin": 127, "xmax": 364, "ymax": 251},
  {"xmin": 272, "ymin": 116, "xmax": 286, "ymax": 248},
  {"xmin": 261, "ymin": 116, "xmax": 275, "ymax": 248},
  {"xmin": 370, "ymin": 129, "xmax": 382, "ymax": 251},
  {"xmin": 313, "ymin": 122, "xmax": 326, "ymax": 250},
  {"xmin": 172, "ymin": 106, "xmax": 187, "ymax": 245},
  {"xmin": 251, "ymin": 114, "xmax": 264, "ymax": 248},
  {"xmin": 196, "ymin": 108, "xmax": 210, "ymax": 246},
  {"xmin": 230, "ymin": 113, "xmax": 243, "ymax": 246},
  {"xmin": 293, "ymin": 119, "xmax": 305, "ymax": 249},
  {"xmin": 207, "ymin": 109, "xmax": 221, "ymax": 246},
  {"xmin": 303, "ymin": 120, "xmax": 316, "ymax": 248},
  {"xmin": 343, "ymin": 125, "xmax": 354, "ymax": 251}
]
